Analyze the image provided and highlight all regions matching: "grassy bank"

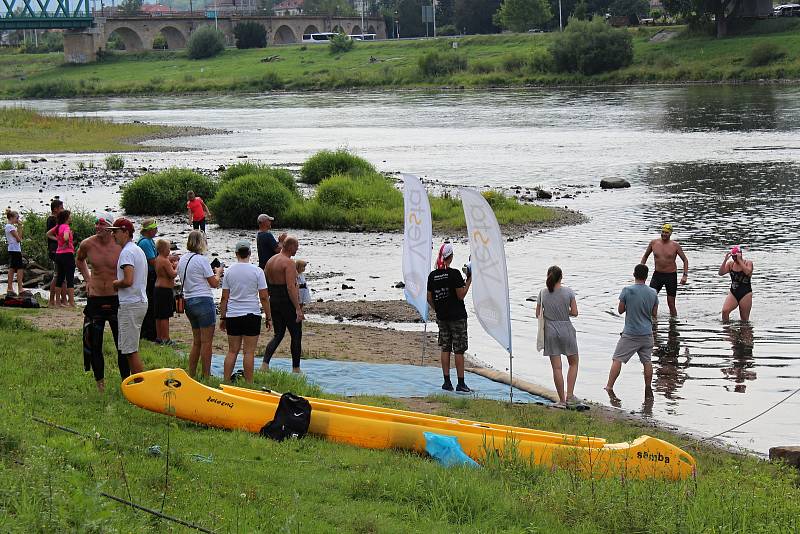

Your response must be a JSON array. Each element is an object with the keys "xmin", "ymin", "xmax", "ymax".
[
  {"xmin": 0, "ymin": 108, "xmax": 188, "ymax": 153},
  {"xmin": 1, "ymin": 309, "xmax": 799, "ymax": 532},
  {"xmin": 2, "ymin": 21, "xmax": 800, "ymax": 98}
]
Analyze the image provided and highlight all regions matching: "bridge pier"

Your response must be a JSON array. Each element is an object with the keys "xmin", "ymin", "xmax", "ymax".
[{"xmin": 64, "ymin": 29, "xmax": 100, "ymax": 63}]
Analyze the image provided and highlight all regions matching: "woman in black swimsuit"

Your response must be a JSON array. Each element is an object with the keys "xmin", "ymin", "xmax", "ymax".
[{"xmin": 718, "ymin": 245, "xmax": 754, "ymax": 321}]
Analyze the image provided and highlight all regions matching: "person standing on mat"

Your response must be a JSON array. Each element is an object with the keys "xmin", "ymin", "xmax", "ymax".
[
  {"xmin": 261, "ymin": 236, "xmax": 304, "ymax": 373},
  {"xmin": 640, "ymin": 223, "xmax": 688, "ymax": 317},
  {"xmin": 427, "ymin": 242, "xmax": 472, "ymax": 393},
  {"xmin": 605, "ymin": 264, "xmax": 659, "ymax": 401},
  {"xmin": 77, "ymin": 212, "xmax": 127, "ymax": 392}
]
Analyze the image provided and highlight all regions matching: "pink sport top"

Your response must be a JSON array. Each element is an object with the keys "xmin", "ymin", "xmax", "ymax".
[{"xmin": 56, "ymin": 224, "xmax": 74, "ymax": 254}]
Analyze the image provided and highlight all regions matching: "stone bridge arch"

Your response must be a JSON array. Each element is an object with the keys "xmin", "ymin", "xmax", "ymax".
[
  {"xmin": 107, "ymin": 26, "xmax": 144, "ymax": 50},
  {"xmin": 273, "ymin": 24, "xmax": 297, "ymax": 44},
  {"xmin": 156, "ymin": 25, "xmax": 187, "ymax": 49},
  {"xmin": 367, "ymin": 25, "xmax": 376, "ymax": 34},
  {"xmin": 351, "ymin": 25, "xmax": 361, "ymax": 35},
  {"xmin": 303, "ymin": 24, "xmax": 319, "ymax": 35}
]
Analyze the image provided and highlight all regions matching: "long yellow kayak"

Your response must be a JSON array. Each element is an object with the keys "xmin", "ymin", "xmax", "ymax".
[{"xmin": 121, "ymin": 368, "xmax": 697, "ymax": 480}]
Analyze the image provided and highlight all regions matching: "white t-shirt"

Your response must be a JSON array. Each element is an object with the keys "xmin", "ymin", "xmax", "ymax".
[
  {"xmin": 177, "ymin": 252, "xmax": 214, "ymax": 300},
  {"xmin": 117, "ymin": 241, "xmax": 148, "ymax": 304},
  {"xmin": 222, "ymin": 262, "xmax": 267, "ymax": 317},
  {"xmin": 5, "ymin": 223, "xmax": 20, "ymax": 252},
  {"xmin": 298, "ymin": 273, "xmax": 311, "ymax": 305}
]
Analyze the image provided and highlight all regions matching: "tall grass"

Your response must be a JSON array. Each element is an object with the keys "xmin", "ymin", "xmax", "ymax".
[
  {"xmin": 120, "ymin": 168, "xmax": 217, "ymax": 215},
  {"xmin": 0, "ymin": 310, "xmax": 799, "ymax": 532},
  {"xmin": 220, "ymin": 162, "xmax": 299, "ymax": 196}
]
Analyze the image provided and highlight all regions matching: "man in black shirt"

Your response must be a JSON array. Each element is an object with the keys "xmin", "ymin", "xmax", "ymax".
[
  {"xmin": 46, "ymin": 198, "xmax": 65, "ymax": 307},
  {"xmin": 256, "ymin": 213, "xmax": 284, "ymax": 270},
  {"xmin": 427, "ymin": 243, "xmax": 472, "ymax": 392}
]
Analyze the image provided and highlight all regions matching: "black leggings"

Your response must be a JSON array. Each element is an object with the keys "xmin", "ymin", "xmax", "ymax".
[
  {"xmin": 55, "ymin": 253, "xmax": 76, "ymax": 288},
  {"xmin": 263, "ymin": 300, "xmax": 302, "ymax": 368},
  {"xmin": 83, "ymin": 296, "xmax": 129, "ymax": 382}
]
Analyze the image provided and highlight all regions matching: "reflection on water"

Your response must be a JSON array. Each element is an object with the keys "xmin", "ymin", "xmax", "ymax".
[
  {"xmin": 653, "ymin": 319, "xmax": 690, "ymax": 405},
  {"xmin": 721, "ymin": 323, "xmax": 756, "ymax": 393}
]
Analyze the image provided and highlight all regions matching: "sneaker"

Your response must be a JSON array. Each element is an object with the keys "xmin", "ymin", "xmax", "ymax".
[
  {"xmin": 162, "ymin": 339, "xmax": 177, "ymax": 347},
  {"xmin": 456, "ymin": 383, "xmax": 471, "ymax": 393},
  {"xmin": 441, "ymin": 380, "xmax": 454, "ymax": 391}
]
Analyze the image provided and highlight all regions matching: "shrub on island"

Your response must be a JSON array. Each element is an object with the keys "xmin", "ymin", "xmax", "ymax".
[
  {"xmin": 299, "ymin": 149, "xmax": 376, "ymax": 184},
  {"xmin": 211, "ymin": 174, "xmax": 296, "ymax": 228},
  {"xmin": 120, "ymin": 168, "xmax": 217, "ymax": 215},
  {"xmin": 220, "ymin": 163, "xmax": 299, "ymax": 196}
]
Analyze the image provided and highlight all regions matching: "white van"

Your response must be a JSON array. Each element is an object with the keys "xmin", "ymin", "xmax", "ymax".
[
  {"xmin": 350, "ymin": 33, "xmax": 376, "ymax": 41},
  {"xmin": 301, "ymin": 32, "xmax": 338, "ymax": 43},
  {"xmin": 773, "ymin": 3, "xmax": 800, "ymax": 16}
]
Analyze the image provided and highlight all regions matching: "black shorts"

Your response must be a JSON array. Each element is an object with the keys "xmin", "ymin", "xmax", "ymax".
[
  {"xmin": 650, "ymin": 271, "xmax": 678, "ymax": 297},
  {"xmin": 8, "ymin": 251, "xmax": 23, "ymax": 269},
  {"xmin": 154, "ymin": 287, "xmax": 175, "ymax": 320},
  {"xmin": 84, "ymin": 295, "xmax": 120, "ymax": 319},
  {"xmin": 192, "ymin": 219, "xmax": 206, "ymax": 232},
  {"xmin": 226, "ymin": 314, "xmax": 261, "ymax": 337}
]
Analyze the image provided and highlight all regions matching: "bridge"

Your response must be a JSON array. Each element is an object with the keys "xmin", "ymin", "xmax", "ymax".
[{"xmin": 0, "ymin": 9, "xmax": 385, "ymax": 62}]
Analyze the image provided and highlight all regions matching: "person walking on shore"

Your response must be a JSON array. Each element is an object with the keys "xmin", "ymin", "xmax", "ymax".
[
  {"xmin": 220, "ymin": 239, "xmax": 271, "ymax": 383},
  {"xmin": 261, "ymin": 236, "xmax": 304, "ymax": 373},
  {"xmin": 46, "ymin": 209, "xmax": 76, "ymax": 307},
  {"xmin": 109, "ymin": 218, "xmax": 148, "ymax": 377},
  {"xmin": 536, "ymin": 265, "xmax": 579, "ymax": 408},
  {"xmin": 186, "ymin": 191, "xmax": 211, "ymax": 233},
  {"xmin": 719, "ymin": 245, "xmax": 754, "ymax": 322},
  {"xmin": 76, "ymin": 212, "xmax": 126, "ymax": 392},
  {"xmin": 154, "ymin": 239, "xmax": 178, "ymax": 345},
  {"xmin": 5, "ymin": 210, "xmax": 24, "ymax": 296},
  {"xmin": 605, "ymin": 264, "xmax": 659, "ymax": 401},
  {"xmin": 46, "ymin": 199, "xmax": 66, "ymax": 306},
  {"xmin": 137, "ymin": 218, "xmax": 159, "ymax": 342},
  {"xmin": 427, "ymin": 243, "xmax": 472, "ymax": 393},
  {"xmin": 640, "ymin": 223, "xmax": 688, "ymax": 317},
  {"xmin": 256, "ymin": 213, "xmax": 284, "ymax": 270},
  {"xmin": 178, "ymin": 230, "xmax": 223, "ymax": 378}
]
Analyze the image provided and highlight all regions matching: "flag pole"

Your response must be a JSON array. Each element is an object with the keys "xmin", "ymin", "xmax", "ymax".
[
  {"xmin": 421, "ymin": 321, "xmax": 428, "ymax": 366},
  {"xmin": 508, "ymin": 350, "xmax": 513, "ymax": 404}
]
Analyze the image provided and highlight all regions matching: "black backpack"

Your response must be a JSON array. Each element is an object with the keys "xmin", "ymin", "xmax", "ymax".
[{"xmin": 259, "ymin": 392, "xmax": 312, "ymax": 442}]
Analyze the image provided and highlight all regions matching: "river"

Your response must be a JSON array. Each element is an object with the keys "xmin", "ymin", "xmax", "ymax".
[{"xmin": 3, "ymin": 86, "xmax": 800, "ymax": 454}]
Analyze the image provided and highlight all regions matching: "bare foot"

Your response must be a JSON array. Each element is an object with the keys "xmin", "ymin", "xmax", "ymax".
[
  {"xmin": 604, "ymin": 387, "xmax": 622, "ymax": 407},
  {"xmin": 96, "ymin": 379, "xmax": 105, "ymax": 393}
]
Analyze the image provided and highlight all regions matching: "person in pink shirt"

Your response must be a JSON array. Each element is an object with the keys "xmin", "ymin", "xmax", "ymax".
[
  {"xmin": 46, "ymin": 209, "xmax": 76, "ymax": 307},
  {"xmin": 186, "ymin": 190, "xmax": 211, "ymax": 233}
]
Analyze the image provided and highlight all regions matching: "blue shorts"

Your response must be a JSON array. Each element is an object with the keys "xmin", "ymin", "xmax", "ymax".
[{"xmin": 185, "ymin": 297, "xmax": 215, "ymax": 329}]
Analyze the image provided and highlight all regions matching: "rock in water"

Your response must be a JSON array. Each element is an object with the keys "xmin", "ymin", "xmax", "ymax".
[
  {"xmin": 536, "ymin": 189, "xmax": 553, "ymax": 199},
  {"xmin": 769, "ymin": 446, "xmax": 800, "ymax": 469},
  {"xmin": 600, "ymin": 178, "xmax": 631, "ymax": 189}
]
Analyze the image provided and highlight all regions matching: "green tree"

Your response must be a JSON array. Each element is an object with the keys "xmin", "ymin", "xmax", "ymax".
[
  {"xmin": 494, "ymin": 0, "xmax": 552, "ymax": 32},
  {"xmin": 454, "ymin": 0, "xmax": 502, "ymax": 34},
  {"xmin": 118, "ymin": 0, "xmax": 142, "ymax": 15},
  {"xmin": 609, "ymin": 0, "xmax": 649, "ymax": 18},
  {"xmin": 572, "ymin": 0, "xmax": 589, "ymax": 19},
  {"xmin": 436, "ymin": 0, "xmax": 455, "ymax": 25},
  {"xmin": 303, "ymin": 0, "xmax": 356, "ymax": 16}
]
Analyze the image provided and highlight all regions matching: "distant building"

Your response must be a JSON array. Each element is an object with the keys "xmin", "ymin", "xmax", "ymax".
[
  {"xmin": 273, "ymin": 0, "xmax": 303, "ymax": 16},
  {"xmin": 140, "ymin": 3, "xmax": 174, "ymax": 14}
]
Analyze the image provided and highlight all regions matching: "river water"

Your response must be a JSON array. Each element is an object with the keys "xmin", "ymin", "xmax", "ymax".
[{"xmin": 3, "ymin": 86, "xmax": 800, "ymax": 454}]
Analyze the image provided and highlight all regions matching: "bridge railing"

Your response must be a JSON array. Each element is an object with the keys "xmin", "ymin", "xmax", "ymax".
[{"xmin": 1, "ymin": 0, "xmax": 93, "ymax": 29}]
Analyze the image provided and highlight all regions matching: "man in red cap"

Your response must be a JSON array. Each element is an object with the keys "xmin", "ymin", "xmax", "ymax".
[
  {"xmin": 77, "ymin": 212, "xmax": 125, "ymax": 392},
  {"xmin": 108, "ymin": 218, "xmax": 148, "ymax": 375}
]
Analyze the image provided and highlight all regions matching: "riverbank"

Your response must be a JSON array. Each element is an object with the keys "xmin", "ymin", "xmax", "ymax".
[
  {"xmin": 2, "ymin": 21, "xmax": 800, "ymax": 98},
  {"xmin": 0, "ymin": 107, "xmax": 222, "ymax": 154},
  {"xmin": 1, "ymin": 308, "xmax": 798, "ymax": 532}
]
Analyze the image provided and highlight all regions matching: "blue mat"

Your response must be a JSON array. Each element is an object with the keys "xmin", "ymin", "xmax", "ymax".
[{"xmin": 209, "ymin": 356, "xmax": 551, "ymax": 404}]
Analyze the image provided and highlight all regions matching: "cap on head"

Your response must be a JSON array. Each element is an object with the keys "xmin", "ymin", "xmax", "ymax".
[
  {"xmin": 730, "ymin": 245, "xmax": 741, "ymax": 256},
  {"xmin": 257, "ymin": 213, "xmax": 274, "ymax": 223},
  {"xmin": 108, "ymin": 217, "xmax": 135, "ymax": 237},
  {"xmin": 661, "ymin": 223, "xmax": 673, "ymax": 234},
  {"xmin": 235, "ymin": 239, "xmax": 251, "ymax": 252},
  {"xmin": 95, "ymin": 211, "xmax": 114, "ymax": 226},
  {"xmin": 441, "ymin": 243, "xmax": 454, "ymax": 259},
  {"xmin": 141, "ymin": 218, "xmax": 158, "ymax": 231}
]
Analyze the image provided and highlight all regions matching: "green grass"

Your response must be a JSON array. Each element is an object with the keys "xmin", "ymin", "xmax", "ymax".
[
  {"xmin": 1, "ymin": 309, "xmax": 799, "ymax": 532},
  {"xmin": 0, "ymin": 108, "xmax": 187, "ymax": 154},
  {"xmin": 2, "ymin": 24, "xmax": 800, "ymax": 99}
]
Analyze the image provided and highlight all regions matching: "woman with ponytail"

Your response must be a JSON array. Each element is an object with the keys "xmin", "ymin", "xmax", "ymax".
[{"xmin": 536, "ymin": 265, "xmax": 579, "ymax": 408}]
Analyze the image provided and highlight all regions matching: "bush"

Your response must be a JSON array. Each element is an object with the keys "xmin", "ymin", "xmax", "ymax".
[
  {"xmin": 501, "ymin": 53, "xmax": 528, "ymax": 72},
  {"xmin": 233, "ymin": 21, "xmax": 267, "ymax": 49},
  {"xmin": 0, "ymin": 210, "xmax": 96, "ymax": 267},
  {"xmin": 187, "ymin": 26, "xmax": 225, "ymax": 60},
  {"xmin": 549, "ymin": 17, "xmax": 633, "ymax": 75},
  {"xmin": 104, "ymin": 154, "xmax": 124, "ymax": 170},
  {"xmin": 745, "ymin": 42, "xmax": 786, "ymax": 67},
  {"xmin": 211, "ymin": 174, "xmax": 296, "ymax": 228},
  {"xmin": 418, "ymin": 51, "xmax": 468, "ymax": 77},
  {"xmin": 528, "ymin": 49, "xmax": 555, "ymax": 73},
  {"xmin": 0, "ymin": 159, "xmax": 24, "ymax": 170},
  {"xmin": 299, "ymin": 149, "xmax": 376, "ymax": 185},
  {"xmin": 152, "ymin": 34, "xmax": 168, "ymax": 50},
  {"xmin": 120, "ymin": 168, "xmax": 217, "ymax": 215},
  {"xmin": 329, "ymin": 33, "xmax": 354, "ymax": 54},
  {"xmin": 19, "ymin": 31, "xmax": 63, "ymax": 53},
  {"xmin": 220, "ymin": 163, "xmax": 299, "ymax": 196},
  {"xmin": 19, "ymin": 80, "xmax": 79, "ymax": 98},
  {"xmin": 437, "ymin": 25, "xmax": 457, "ymax": 36}
]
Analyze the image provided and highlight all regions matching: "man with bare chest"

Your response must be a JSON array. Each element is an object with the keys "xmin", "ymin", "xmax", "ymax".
[
  {"xmin": 260, "ymin": 236, "xmax": 304, "ymax": 373},
  {"xmin": 640, "ymin": 223, "xmax": 689, "ymax": 317},
  {"xmin": 76, "ymin": 213, "xmax": 126, "ymax": 392}
]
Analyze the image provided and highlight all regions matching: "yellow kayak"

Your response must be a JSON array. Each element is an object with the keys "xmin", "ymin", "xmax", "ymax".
[{"xmin": 121, "ymin": 368, "xmax": 697, "ymax": 480}]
